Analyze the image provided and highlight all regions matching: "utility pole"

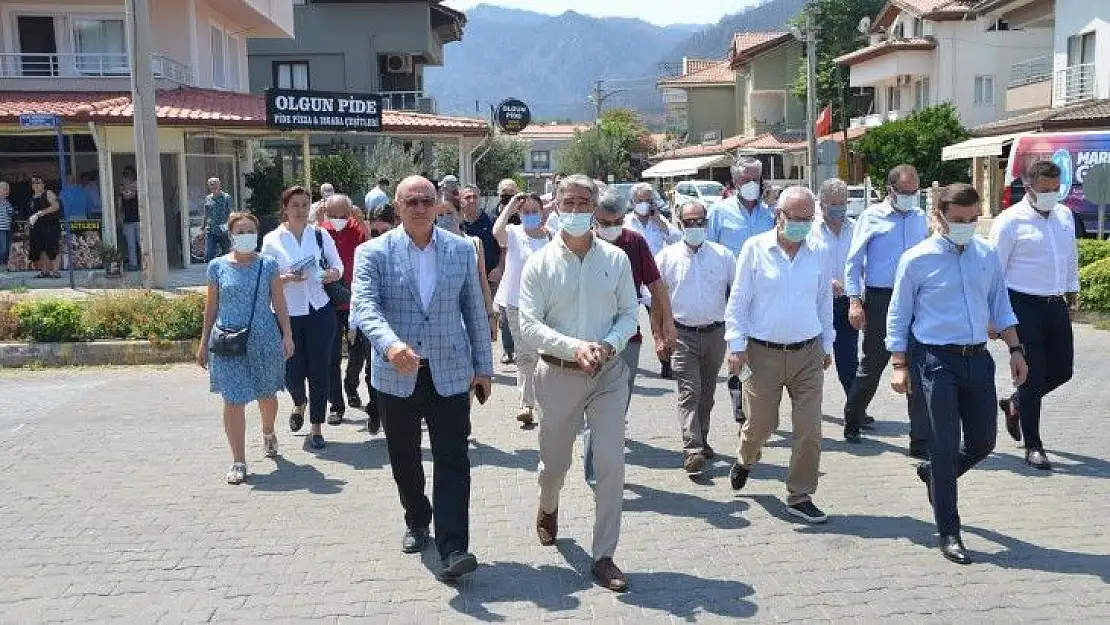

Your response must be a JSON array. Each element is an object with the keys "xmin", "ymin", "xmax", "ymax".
[
  {"xmin": 805, "ymin": 10, "xmax": 819, "ymax": 190},
  {"xmin": 590, "ymin": 79, "xmax": 623, "ymax": 124},
  {"xmin": 125, "ymin": 0, "xmax": 168, "ymax": 288}
]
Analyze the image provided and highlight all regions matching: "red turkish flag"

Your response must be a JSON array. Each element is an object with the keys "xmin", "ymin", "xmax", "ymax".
[{"xmin": 815, "ymin": 105, "xmax": 832, "ymax": 137}]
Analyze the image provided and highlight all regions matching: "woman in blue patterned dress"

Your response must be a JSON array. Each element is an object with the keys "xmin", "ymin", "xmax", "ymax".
[{"xmin": 198, "ymin": 212, "xmax": 294, "ymax": 485}]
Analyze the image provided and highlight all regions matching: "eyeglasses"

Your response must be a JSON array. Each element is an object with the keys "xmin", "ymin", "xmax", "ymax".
[
  {"xmin": 595, "ymin": 217, "xmax": 622, "ymax": 228},
  {"xmin": 680, "ymin": 218, "xmax": 708, "ymax": 228},
  {"xmin": 401, "ymin": 196, "xmax": 435, "ymax": 208}
]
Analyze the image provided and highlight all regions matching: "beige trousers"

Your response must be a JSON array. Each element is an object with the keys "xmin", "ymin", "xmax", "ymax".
[
  {"xmin": 505, "ymin": 307, "xmax": 538, "ymax": 409},
  {"xmin": 671, "ymin": 325, "xmax": 727, "ymax": 455},
  {"xmin": 739, "ymin": 339, "xmax": 824, "ymax": 506},
  {"xmin": 535, "ymin": 356, "xmax": 629, "ymax": 560}
]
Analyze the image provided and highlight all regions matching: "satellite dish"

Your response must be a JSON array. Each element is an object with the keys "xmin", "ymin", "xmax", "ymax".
[{"xmin": 857, "ymin": 16, "xmax": 871, "ymax": 34}]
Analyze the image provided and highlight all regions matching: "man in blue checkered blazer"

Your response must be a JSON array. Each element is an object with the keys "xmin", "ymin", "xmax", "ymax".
[{"xmin": 351, "ymin": 175, "xmax": 493, "ymax": 581}]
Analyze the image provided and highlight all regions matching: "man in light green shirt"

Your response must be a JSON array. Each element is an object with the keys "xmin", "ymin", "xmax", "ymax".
[{"xmin": 518, "ymin": 174, "xmax": 639, "ymax": 593}]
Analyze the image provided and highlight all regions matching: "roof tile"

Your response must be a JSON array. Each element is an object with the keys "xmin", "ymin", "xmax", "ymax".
[
  {"xmin": 658, "ymin": 60, "xmax": 734, "ymax": 87},
  {"xmin": 835, "ymin": 36, "xmax": 936, "ymax": 66}
]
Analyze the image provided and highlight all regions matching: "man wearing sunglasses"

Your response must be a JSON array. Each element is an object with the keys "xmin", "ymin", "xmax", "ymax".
[
  {"xmin": 655, "ymin": 201, "xmax": 736, "ymax": 476},
  {"xmin": 351, "ymin": 176, "xmax": 493, "ymax": 582}
]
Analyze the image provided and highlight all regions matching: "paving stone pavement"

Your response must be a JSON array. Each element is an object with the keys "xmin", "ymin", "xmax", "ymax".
[{"xmin": 1, "ymin": 323, "xmax": 1108, "ymax": 623}]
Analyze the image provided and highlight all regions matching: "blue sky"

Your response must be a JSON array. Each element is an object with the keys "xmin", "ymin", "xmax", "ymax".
[{"xmin": 443, "ymin": 0, "xmax": 761, "ymax": 27}]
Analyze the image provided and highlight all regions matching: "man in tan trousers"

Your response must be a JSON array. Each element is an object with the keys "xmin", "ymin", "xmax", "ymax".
[
  {"xmin": 724, "ymin": 186, "xmax": 834, "ymax": 524},
  {"xmin": 518, "ymin": 174, "xmax": 639, "ymax": 592}
]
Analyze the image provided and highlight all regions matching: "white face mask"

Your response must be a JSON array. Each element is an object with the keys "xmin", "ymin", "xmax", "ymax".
[
  {"xmin": 1031, "ymin": 190, "xmax": 1060, "ymax": 212},
  {"xmin": 894, "ymin": 192, "xmax": 919, "ymax": 212},
  {"xmin": 597, "ymin": 225, "xmax": 623, "ymax": 241},
  {"xmin": 560, "ymin": 212, "xmax": 593, "ymax": 237},
  {"xmin": 230, "ymin": 233, "xmax": 257, "ymax": 253},
  {"xmin": 682, "ymin": 227, "xmax": 706, "ymax": 246},
  {"xmin": 329, "ymin": 218, "xmax": 348, "ymax": 231},
  {"xmin": 739, "ymin": 181, "xmax": 760, "ymax": 202},
  {"xmin": 945, "ymin": 221, "xmax": 977, "ymax": 246},
  {"xmin": 633, "ymin": 202, "xmax": 652, "ymax": 217}
]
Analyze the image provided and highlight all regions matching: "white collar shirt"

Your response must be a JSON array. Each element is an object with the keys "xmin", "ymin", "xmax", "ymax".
[
  {"xmin": 655, "ymin": 240, "xmax": 736, "ymax": 326},
  {"xmin": 988, "ymin": 197, "xmax": 1080, "ymax": 296},
  {"xmin": 809, "ymin": 217, "xmax": 854, "ymax": 294},
  {"xmin": 624, "ymin": 212, "xmax": 681, "ymax": 257},
  {"xmin": 261, "ymin": 223, "xmax": 344, "ymax": 316},
  {"xmin": 406, "ymin": 229, "xmax": 438, "ymax": 312},
  {"xmin": 725, "ymin": 230, "xmax": 835, "ymax": 354}
]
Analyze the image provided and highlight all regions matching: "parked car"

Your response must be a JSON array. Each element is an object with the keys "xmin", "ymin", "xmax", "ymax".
[
  {"xmin": 673, "ymin": 180, "xmax": 726, "ymax": 209},
  {"xmin": 611, "ymin": 183, "xmax": 671, "ymax": 220},
  {"xmin": 846, "ymin": 185, "xmax": 881, "ymax": 218}
]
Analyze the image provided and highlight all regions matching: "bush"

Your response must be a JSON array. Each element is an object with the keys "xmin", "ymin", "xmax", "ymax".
[
  {"xmin": 143, "ymin": 292, "xmax": 204, "ymax": 341},
  {"xmin": 13, "ymin": 299, "xmax": 85, "ymax": 342},
  {"xmin": 1079, "ymin": 257, "xmax": 1110, "ymax": 312},
  {"xmin": 1078, "ymin": 239, "xmax": 1110, "ymax": 269},
  {"xmin": 83, "ymin": 291, "xmax": 152, "ymax": 339},
  {"xmin": 0, "ymin": 299, "xmax": 20, "ymax": 340}
]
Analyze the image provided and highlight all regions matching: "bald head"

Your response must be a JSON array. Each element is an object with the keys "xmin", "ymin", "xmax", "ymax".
[
  {"xmin": 396, "ymin": 176, "xmax": 438, "ymax": 239},
  {"xmin": 397, "ymin": 175, "xmax": 435, "ymax": 198},
  {"xmin": 324, "ymin": 193, "xmax": 352, "ymax": 218}
]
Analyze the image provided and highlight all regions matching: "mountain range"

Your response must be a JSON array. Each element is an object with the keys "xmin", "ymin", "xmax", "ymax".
[{"xmin": 424, "ymin": 0, "xmax": 807, "ymax": 122}]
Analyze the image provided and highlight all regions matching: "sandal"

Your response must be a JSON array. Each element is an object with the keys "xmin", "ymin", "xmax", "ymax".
[
  {"xmin": 289, "ymin": 405, "xmax": 306, "ymax": 432},
  {"xmin": 263, "ymin": 433, "xmax": 279, "ymax": 458},
  {"xmin": 226, "ymin": 462, "xmax": 247, "ymax": 485}
]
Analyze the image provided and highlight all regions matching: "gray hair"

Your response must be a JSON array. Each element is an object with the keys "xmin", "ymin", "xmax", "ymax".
[
  {"xmin": 462, "ymin": 183, "xmax": 480, "ymax": 195},
  {"xmin": 675, "ymin": 200, "xmax": 707, "ymax": 221},
  {"xmin": 731, "ymin": 157, "xmax": 762, "ymax": 179},
  {"xmin": 886, "ymin": 164, "xmax": 919, "ymax": 189},
  {"xmin": 597, "ymin": 189, "xmax": 628, "ymax": 215},
  {"xmin": 778, "ymin": 185, "xmax": 816, "ymax": 211},
  {"xmin": 497, "ymin": 178, "xmax": 517, "ymax": 193},
  {"xmin": 558, "ymin": 174, "xmax": 599, "ymax": 204},
  {"xmin": 818, "ymin": 177, "xmax": 848, "ymax": 204},
  {"xmin": 324, "ymin": 193, "xmax": 352, "ymax": 212},
  {"xmin": 631, "ymin": 182, "xmax": 654, "ymax": 198}
]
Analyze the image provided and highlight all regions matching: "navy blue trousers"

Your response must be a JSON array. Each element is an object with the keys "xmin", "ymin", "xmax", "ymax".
[
  {"xmin": 1009, "ymin": 290, "xmax": 1073, "ymax": 450},
  {"xmin": 916, "ymin": 344, "xmax": 997, "ymax": 536},
  {"xmin": 285, "ymin": 303, "xmax": 336, "ymax": 424},
  {"xmin": 832, "ymin": 296, "xmax": 859, "ymax": 395}
]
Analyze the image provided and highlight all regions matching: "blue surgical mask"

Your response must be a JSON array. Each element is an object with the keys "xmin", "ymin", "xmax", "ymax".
[
  {"xmin": 683, "ymin": 227, "xmax": 706, "ymax": 246},
  {"xmin": 782, "ymin": 220, "xmax": 811, "ymax": 243},
  {"xmin": 521, "ymin": 212, "xmax": 543, "ymax": 230},
  {"xmin": 230, "ymin": 233, "xmax": 257, "ymax": 253},
  {"xmin": 946, "ymin": 222, "xmax": 977, "ymax": 246},
  {"xmin": 824, "ymin": 204, "xmax": 848, "ymax": 221},
  {"xmin": 560, "ymin": 212, "xmax": 593, "ymax": 237},
  {"xmin": 894, "ymin": 192, "xmax": 919, "ymax": 212}
]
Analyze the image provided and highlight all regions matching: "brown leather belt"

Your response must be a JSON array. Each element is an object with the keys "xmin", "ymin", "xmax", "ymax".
[{"xmin": 540, "ymin": 354, "xmax": 582, "ymax": 371}]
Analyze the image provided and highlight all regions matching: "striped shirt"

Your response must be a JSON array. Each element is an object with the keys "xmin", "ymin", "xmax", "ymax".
[{"xmin": 0, "ymin": 198, "xmax": 12, "ymax": 230}]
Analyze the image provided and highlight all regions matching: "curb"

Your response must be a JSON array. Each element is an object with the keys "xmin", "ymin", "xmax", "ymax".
[{"xmin": 0, "ymin": 339, "xmax": 199, "ymax": 368}]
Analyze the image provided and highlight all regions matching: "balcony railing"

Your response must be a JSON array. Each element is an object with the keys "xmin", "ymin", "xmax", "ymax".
[
  {"xmin": 1009, "ymin": 55, "xmax": 1052, "ymax": 88},
  {"xmin": 848, "ymin": 109, "xmax": 913, "ymax": 129},
  {"xmin": 0, "ymin": 52, "xmax": 194, "ymax": 84},
  {"xmin": 380, "ymin": 91, "xmax": 436, "ymax": 114},
  {"xmin": 1054, "ymin": 63, "xmax": 1097, "ymax": 106}
]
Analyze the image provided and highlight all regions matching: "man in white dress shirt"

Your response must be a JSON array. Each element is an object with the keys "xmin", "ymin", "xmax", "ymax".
[
  {"xmin": 810, "ymin": 178, "xmax": 858, "ymax": 396},
  {"xmin": 724, "ymin": 186, "xmax": 834, "ymax": 524},
  {"xmin": 989, "ymin": 160, "xmax": 1079, "ymax": 471},
  {"xmin": 655, "ymin": 201, "xmax": 736, "ymax": 476},
  {"xmin": 519, "ymin": 174, "xmax": 639, "ymax": 592}
]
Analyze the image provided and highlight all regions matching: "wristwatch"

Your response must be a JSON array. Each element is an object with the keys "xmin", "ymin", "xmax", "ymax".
[{"xmin": 1008, "ymin": 344, "xmax": 1025, "ymax": 356}]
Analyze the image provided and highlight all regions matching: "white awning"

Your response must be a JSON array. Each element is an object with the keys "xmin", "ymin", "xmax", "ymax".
[
  {"xmin": 942, "ymin": 133, "xmax": 1024, "ymax": 161},
  {"xmin": 641, "ymin": 154, "xmax": 730, "ymax": 178}
]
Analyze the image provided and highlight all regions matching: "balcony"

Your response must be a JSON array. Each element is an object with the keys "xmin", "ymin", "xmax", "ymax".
[
  {"xmin": 0, "ymin": 53, "xmax": 193, "ymax": 88},
  {"xmin": 1007, "ymin": 55, "xmax": 1052, "ymax": 112},
  {"xmin": 849, "ymin": 109, "xmax": 912, "ymax": 129},
  {"xmin": 1054, "ymin": 63, "xmax": 1097, "ymax": 106},
  {"xmin": 380, "ymin": 91, "xmax": 436, "ymax": 114}
]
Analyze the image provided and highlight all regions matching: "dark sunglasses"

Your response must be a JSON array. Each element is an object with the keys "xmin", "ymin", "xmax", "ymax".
[
  {"xmin": 680, "ymin": 218, "xmax": 708, "ymax": 228},
  {"xmin": 402, "ymin": 196, "xmax": 436, "ymax": 208}
]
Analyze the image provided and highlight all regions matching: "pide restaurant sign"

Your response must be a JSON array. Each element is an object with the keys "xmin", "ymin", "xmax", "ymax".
[{"xmin": 265, "ymin": 89, "xmax": 382, "ymax": 132}]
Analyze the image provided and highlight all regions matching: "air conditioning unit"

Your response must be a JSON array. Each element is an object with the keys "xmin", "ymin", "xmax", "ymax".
[
  {"xmin": 415, "ymin": 97, "xmax": 436, "ymax": 114},
  {"xmin": 386, "ymin": 54, "xmax": 413, "ymax": 74},
  {"xmin": 896, "ymin": 74, "xmax": 913, "ymax": 86}
]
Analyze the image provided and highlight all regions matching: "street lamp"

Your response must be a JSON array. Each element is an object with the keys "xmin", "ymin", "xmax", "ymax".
[{"xmin": 791, "ymin": 8, "xmax": 819, "ymax": 190}]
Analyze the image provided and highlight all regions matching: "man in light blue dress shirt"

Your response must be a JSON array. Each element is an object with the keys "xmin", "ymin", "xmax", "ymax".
[
  {"xmin": 842, "ymin": 164, "xmax": 929, "ymax": 454},
  {"xmin": 887, "ymin": 183, "xmax": 1028, "ymax": 565},
  {"xmin": 706, "ymin": 157, "xmax": 775, "ymax": 423}
]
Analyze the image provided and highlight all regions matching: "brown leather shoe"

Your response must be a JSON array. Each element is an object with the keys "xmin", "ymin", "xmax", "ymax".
[
  {"xmin": 536, "ymin": 508, "xmax": 557, "ymax": 545},
  {"xmin": 517, "ymin": 407, "xmax": 534, "ymax": 425},
  {"xmin": 683, "ymin": 452, "xmax": 706, "ymax": 475},
  {"xmin": 591, "ymin": 557, "xmax": 628, "ymax": 592}
]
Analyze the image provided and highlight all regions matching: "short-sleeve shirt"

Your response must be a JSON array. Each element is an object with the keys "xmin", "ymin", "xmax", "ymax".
[
  {"xmin": 610, "ymin": 228, "xmax": 662, "ymax": 343},
  {"xmin": 204, "ymin": 192, "xmax": 233, "ymax": 234},
  {"xmin": 493, "ymin": 224, "xmax": 551, "ymax": 308}
]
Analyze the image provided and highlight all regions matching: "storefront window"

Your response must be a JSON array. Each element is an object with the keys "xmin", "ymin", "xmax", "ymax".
[{"xmin": 186, "ymin": 140, "xmax": 236, "ymax": 264}]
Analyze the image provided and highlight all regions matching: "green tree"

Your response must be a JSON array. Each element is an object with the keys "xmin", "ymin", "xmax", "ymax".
[
  {"xmin": 311, "ymin": 149, "xmax": 368, "ymax": 200},
  {"xmin": 855, "ymin": 103, "xmax": 970, "ymax": 185},
  {"xmin": 557, "ymin": 109, "xmax": 651, "ymax": 181},
  {"xmin": 434, "ymin": 135, "xmax": 526, "ymax": 193},
  {"xmin": 244, "ymin": 154, "xmax": 284, "ymax": 217},
  {"xmin": 791, "ymin": 0, "xmax": 885, "ymax": 126},
  {"xmin": 365, "ymin": 137, "xmax": 423, "ymax": 191}
]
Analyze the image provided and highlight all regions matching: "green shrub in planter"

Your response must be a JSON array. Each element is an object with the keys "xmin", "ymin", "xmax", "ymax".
[
  {"xmin": 83, "ymin": 291, "xmax": 151, "ymax": 339},
  {"xmin": 1077, "ymin": 239, "xmax": 1110, "ymax": 269},
  {"xmin": 1079, "ymin": 257, "xmax": 1110, "ymax": 313},
  {"xmin": 13, "ymin": 299, "xmax": 85, "ymax": 342},
  {"xmin": 0, "ymin": 299, "xmax": 20, "ymax": 341},
  {"xmin": 152, "ymin": 293, "xmax": 204, "ymax": 341}
]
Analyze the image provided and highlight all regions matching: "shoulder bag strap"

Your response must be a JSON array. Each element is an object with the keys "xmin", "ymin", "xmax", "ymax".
[
  {"xmin": 315, "ymin": 227, "xmax": 330, "ymax": 270},
  {"xmin": 246, "ymin": 258, "xmax": 263, "ymax": 328}
]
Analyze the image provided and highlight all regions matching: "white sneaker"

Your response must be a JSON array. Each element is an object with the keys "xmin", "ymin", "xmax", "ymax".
[
  {"xmin": 226, "ymin": 462, "xmax": 247, "ymax": 485},
  {"xmin": 263, "ymin": 433, "xmax": 278, "ymax": 458}
]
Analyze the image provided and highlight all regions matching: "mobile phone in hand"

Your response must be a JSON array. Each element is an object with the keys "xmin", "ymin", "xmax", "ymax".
[{"xmin": 474, "ymin": 384, "xmax": 488, "ymax": 405}]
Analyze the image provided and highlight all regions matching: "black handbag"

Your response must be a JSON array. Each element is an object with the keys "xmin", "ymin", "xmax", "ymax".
[
  {"xmin": 209, "ymin": 259, "xmax": 263, "ymax": 357},
  {"xmin": 315, "ymin": 228, "xmax": 351, "ymax": 306}
]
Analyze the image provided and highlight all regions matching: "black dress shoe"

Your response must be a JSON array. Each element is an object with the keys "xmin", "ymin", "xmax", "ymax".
[
  {"xmin": 909, "ymin": 445, "xmax": 929, "ymax": 460},
  {"xmin": 1000, "ymin": 398, "xmax": 1021, "ymax": 442},
  {"xmin": 347, "ymin": 393, "xmax": 363, "ymax": 409},
  {"xmin": 844, "ymin": 430, "xmax": 862, "ymax": 444},
  {"xmin": 939, "ymin": 534, "xmax": 971, "ymax": 564},
  {"xmin": 915, "ymin": 462, "xmax": 932, "ymax": 506},
  {"xmin": 861, "ymin": 414, "xmax": 876, "ymax": 430},
  {"xmin": 402, "ymin": 528, "xmax": 430, "ymax": 553},
  {"xmin": 703, "ymin": 444, "xmax": 715, "ymax": 460},
  {"xmin": 366, "ymin": 408, "xmax": 381, "ymax": 436},
  {"xmin": 729, "ymin": 463, "xmax": 750, "ymax": 491},
  {"xmin": 1025, "ymin": 448, "xmax": 1052, "ymax": 470},
  {"xmin": 660, "ymin": 361, "xmax": 673, "ymax": 379},
  {"xmin": 439, "ymin": 550, "xmax": 478, "ymax": 580}
]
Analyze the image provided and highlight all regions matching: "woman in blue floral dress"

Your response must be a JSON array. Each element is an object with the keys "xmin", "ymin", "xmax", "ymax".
[{"xmin": 198, "ymin": 212, "xmax": 294, "ymax": 484}]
